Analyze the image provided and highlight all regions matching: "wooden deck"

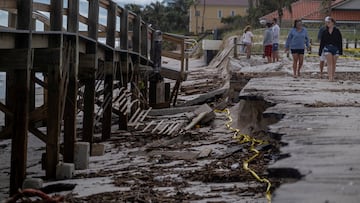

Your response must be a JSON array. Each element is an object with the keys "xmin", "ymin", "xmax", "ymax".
[{"xmin": 0, "ymin": 0, "xmax": 190, "ymax": 196}]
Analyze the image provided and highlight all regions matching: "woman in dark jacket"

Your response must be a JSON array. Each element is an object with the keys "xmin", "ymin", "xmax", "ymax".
[{"xmin": 319, "ymin": 17, "xmax": 343, "ymax": 81}]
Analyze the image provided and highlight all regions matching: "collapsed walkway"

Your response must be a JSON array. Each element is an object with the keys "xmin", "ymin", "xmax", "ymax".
[{"xmin": 235, "ymin": 55, "xmax": 360, "ymax": 202}]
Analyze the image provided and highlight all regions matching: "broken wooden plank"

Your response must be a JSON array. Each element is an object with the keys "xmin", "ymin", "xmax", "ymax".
[
  {"xmin": 148, "ymin": 150, "xmax": 199, "ymax": 160},
  {"xmin": 179, "ymin": 87, "xmax": 227, "ymax": 107},
  {"xmin": 148, "ymin": 105, "xmax": 199, "ymax": 116},
  {"xmin": 197, "ymin": 148, "xmax": 213, "ymax": 159},
  {"xmin": 184, "ymin": 112, "xmax": 207, "ymax": 131}
]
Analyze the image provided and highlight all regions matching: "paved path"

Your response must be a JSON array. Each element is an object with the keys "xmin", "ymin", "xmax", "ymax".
[{"xmin": 240, "ymin": 75, "xmax": 360, "ymax": 203}]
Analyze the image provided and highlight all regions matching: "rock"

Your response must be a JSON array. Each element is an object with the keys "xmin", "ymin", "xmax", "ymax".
[
  {"xmin": 56, "ymin": 163, "xmax": 75, "ymax": 180},
  {"xmin": 91, "ymin": 143, "xmax": 105, "ymax": 156},
  {"xmin": 22, "ymin": 178, "xmax": 43, "ymax": 189},
  {"xmin": 74, "ymin": 142, "xmax": 89, "ymax": 170}
]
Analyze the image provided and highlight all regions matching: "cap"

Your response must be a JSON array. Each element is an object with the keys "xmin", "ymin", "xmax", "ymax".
[{"xmin": 324, "ymin": 16, "xmax": 331, "ymax": 22}]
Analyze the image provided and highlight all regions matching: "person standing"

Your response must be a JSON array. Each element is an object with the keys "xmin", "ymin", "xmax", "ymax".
[
  {"xmin": 263, "ymin": 22, "xmax": 273, "ymax": 63},
  {"xmin": 285, "ymin": 19, "xmax": 310, "ymax": 78},
  {"xmin": 242, "ymin": 25, "xmax": 254, "ymax": 59},
  {"xmin": 317, "ymin": 16, "xmax": 330, "ymax": 78},
  {"xmin": 319, "ymin": 17, "xmax": 343, "ymax": 81},
  {"xmin": 272, "ymin": 18, "xmax": 280, "ymax": 62}
]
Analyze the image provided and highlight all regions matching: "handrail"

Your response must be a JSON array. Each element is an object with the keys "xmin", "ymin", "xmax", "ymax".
[{"xmin": 0, "ymin": 0, "xmax": 191, "ymax": 72}]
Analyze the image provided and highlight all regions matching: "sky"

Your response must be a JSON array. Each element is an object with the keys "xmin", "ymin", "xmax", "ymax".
[
  {"xmin": 114, "ymin": 0, "xmax": 160, "ymax": 6},
  {"xmin": 0, "ymin": 0, "xmax": 161, "ymax": 28}
]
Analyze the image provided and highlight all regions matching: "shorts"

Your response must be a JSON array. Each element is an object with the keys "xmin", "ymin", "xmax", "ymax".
[
  {"xmin": 323, "ymin": 44, "xmax": 339, "ymax": 56},
  {"xmin": 243, "ymin": 41, "xmax": 251, "ymax": 46},
  {"xmin": 320, "ymin": 50, "xmax": 326, "ymax": 61},
  {"xmin": 272, "ymin": 43, "xmax": 279, "ymax": 51},
  {"xmin": 291, "ymin": 49, "xmax": 305, "ymax": 54},
  {"xmin": 264, "ymin": 45, "xmax": 273, "ymax": 57}
]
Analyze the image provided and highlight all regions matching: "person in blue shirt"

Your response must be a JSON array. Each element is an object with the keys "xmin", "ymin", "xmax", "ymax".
[{"xmin": 285, "ymin": 19, "xmax": 310, "ymax": 78}]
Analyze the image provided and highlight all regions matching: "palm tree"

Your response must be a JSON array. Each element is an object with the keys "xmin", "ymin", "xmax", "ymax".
[
  {"xmin": 124, "ymin": 4, "xmax": 143, "ymax": 16},
  {"xmin": 275, "ymin": 0, "xmax": 294, "ymax": 25},
  {"xmin": 142, "ymin": 2, "xmax": 167, "ymax": 30},
  {"xmin": 321, "ymin": 0, "xmax": 335, "ymax": 16}
]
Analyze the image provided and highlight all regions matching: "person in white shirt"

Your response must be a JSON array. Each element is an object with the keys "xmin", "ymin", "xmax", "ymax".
[
  {"xmin": 272, "ymin": 18, "xmax": 280, "ymax": 62},
  {"xmin": 242, "ymin": 25, "xmax": 254, "ymax": 59}
]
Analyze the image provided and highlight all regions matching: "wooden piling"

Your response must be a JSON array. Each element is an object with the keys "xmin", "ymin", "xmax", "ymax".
[
  {"xmin": 119, "ymin": 8, "xmax": 129, "ymax": 130},
  {"xmin": 63, "ymin": 0, "xmax": 79, "ymax": 163},
  {"xmin": 102, "ymin": 2, "xmax": 116, "ymax": 141},
  {"xmin": 82, "ymin": 0, "xmax": 99, "ymax": 150},
  {"xmin": 10, "ymin": 0, "xmax": 32, "ymax": 196}
]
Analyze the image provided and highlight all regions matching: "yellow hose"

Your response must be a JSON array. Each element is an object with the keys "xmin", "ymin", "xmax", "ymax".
[{"xmin": 215, "ymin": 108, "xmax": 272, "ymax": 202}]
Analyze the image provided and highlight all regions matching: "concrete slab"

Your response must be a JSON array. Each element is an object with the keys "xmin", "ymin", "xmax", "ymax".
[{"xmin": 240, "ymin": 76, "xmax": 360, "ymax": 203}]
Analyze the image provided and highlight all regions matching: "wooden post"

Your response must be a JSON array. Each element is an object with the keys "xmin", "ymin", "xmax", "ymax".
[
  {"xmin": 355, "ymin": 38, "xmax": 358, "ymax": 49},
  {"xmin": 141, "ymin": 23, "xmax": 149, "ymax": 105},
  {"xmin": 233, "ymin": 37, "xmax": 237, "ymax": 58},
  {"xmin": 63, "ymin": 0, "xmax": 79, "ymax": 163},
  {"xmin": 45, "ymin": 0, "xmax": 63, "ymax": 179},
  {"xmin": 102, "ymin": 2, "xmax": 116, "ymax": 141},
  {"xmin": 131, "ymin": 15, "xmax": 141, "ymax": 114},
  {"xmin": 119, "ymin": 9, "xmax": 129, "ymax": 130},
  {"xmin": 133, "ymin": 16, "xmax": 141, "ymax": 57},
  {"xmin": 10, "ymin": 0, "xmax": 32, "ymax": 196},
  {"xmin": 29, "ymin": 71, "xmax": 36, "ymax": 111},
  {"xmin": 141, "ymin": 23, "xmax": 148, "ymax": 58},
  {"xmin": 83, "ymin": 0, "xmax": 99, "ymax": 149}
]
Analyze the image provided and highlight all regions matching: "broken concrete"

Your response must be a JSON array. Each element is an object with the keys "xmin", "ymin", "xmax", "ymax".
[{"xmin": 240, "ymin": 74, "xmax": 360, "ymax": 202}]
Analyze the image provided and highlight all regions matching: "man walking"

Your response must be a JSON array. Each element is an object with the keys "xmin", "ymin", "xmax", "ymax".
[
  {"xmin": 318, "ymin": 16, "xmax": 330, "ymax": 78},
  {"xmin": 272, "ymin": 18, "xmax": 280, "ymax": 62}
]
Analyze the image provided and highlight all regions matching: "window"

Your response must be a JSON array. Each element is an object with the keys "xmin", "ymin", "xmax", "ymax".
[
  {"xmin": 231, "ymin": 11, "xmax": 235, "ymax": 17},
  {"xmin": 218, "ymin": 10, "xmax": 222, "ymax": 18},
  {"xmin": 195, "ymin": 10, "xmax": 200, "ymax": 17}
]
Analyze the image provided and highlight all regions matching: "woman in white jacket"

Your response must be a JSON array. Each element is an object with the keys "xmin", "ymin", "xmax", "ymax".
[{"xmin": 242, "ymin": 25, "xmax": 254, "ymax": 59}]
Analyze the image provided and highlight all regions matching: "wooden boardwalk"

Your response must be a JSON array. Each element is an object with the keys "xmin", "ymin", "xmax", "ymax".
[{"xmin": 0, "ymin": 0, "xmax": 190, "ymax": 195}]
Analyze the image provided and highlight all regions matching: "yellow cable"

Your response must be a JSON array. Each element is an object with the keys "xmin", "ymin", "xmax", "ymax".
[{"xmin": 215, "ymin": 108, "xmax": 272, "ymax": 202}]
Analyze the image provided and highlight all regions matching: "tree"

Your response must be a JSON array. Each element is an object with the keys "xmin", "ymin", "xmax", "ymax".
[
  {"xmin": 321, "ymin": 0, "xmax": 335, "ymax": 16},
  {"xmin": 246, "ymin": 0, "xmax": 296, "ymax": 26},
  {"xmin": 275, "ymin": 0, "xmax": 295, "ymax": 25},
  {"xmin": 142, "ymin": 2, "xmax": 167, "ymax": 30},
  {"xmin": 124, "ymin": 4, "xmax": 143, "ymax": 16}
]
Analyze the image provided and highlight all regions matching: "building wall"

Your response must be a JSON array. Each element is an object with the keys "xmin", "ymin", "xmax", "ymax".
[{"xmin": 189, "ymin": 5, "xmax": 248, "ymax": 34}]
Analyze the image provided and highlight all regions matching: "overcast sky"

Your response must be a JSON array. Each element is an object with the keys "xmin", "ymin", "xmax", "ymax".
[{"xmin": 114, "ymin": 0, "xmax": 160, "ymax": 6}]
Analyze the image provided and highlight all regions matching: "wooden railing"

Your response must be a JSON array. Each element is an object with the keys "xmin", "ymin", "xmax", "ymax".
[{"xmin": 0, "ymin": 0, "xmax": 189, "ymax": 196}]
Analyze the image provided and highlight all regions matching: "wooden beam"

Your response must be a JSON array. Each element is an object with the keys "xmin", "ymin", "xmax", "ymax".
[
  {"xmin": 0, "ymin": 126, "xmax": 12, "ymax": 140},
  {"xmin": 33, "ymin": 48, "xmax": 61, "ymax": 67},
  {"xmin": 0, "ymin": 101, "xmax": 14, "ymax": 119},
  {"xmin": 120, "ymin": 9, "xmax": 128, "ymax": 50},
  {"xmin": 33, "ymin": 2, "xmax": 51, "ymax": 12},
  {"xmin": 102, "ymin": 61, "xmax": 114, "ymax": 141},
  {"xmin": 88, "ymin": 0, "xmax": 99, "ymax": 41},
  {"xmin": 29, "ymin": 105, "xmax": 47, "ymax": 123},
  {"xmin": 0, "ymin": 49, "xmax": 33, "ymax": 70},
  {"xmin": 82, "ymin": 75, "xmax": 95, "ymax": 145},
  {"xmin": 132, "ymin": 16, "xmax": 141, "ymax": 57},
  {"xmin": 118, "ymin": 9, "xmax": 129, "ymax": 130},
  {"xmin": 141, "ymin": 23, "xmax": 148, "ymax": 58},
  {"xmin": 102, "ymin": 2, "xmax": 116, "ymax": 141},
  {"xmin": 44, "ymin": 0, "xmax": 63, "ymax": 179},
  {"xmin": 162, "ymin": 50, "xmax": 182, "ymax": 60},
  {"xmin": 0, "ymin": 0, "xmax": 16, "ymax": 9},
  {"xmin": 63, "ymin": 0, "xmax": 79, "ymax": 164},
  {"xmin": 29, "ymin": 126, "xmax": 47, "ymax": 144},
  {"xmin": 10, "ymin": 0, "xmax": 32, "ymax": 196},
  {"xmin": 82, "ymin": 0, "xmax": 99, "ymax": 152}
]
